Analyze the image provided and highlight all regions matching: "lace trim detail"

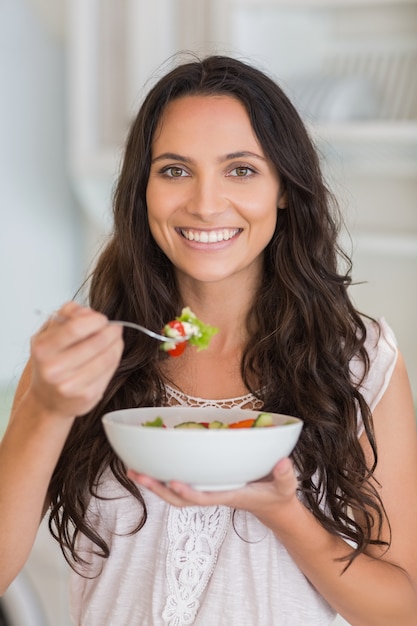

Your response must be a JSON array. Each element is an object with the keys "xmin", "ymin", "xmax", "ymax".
[
  {"xmin": 162, "ymin": 506, "xmax": 231, "ymax": 625},
  {"xmin": 164, "ymin": 384, "xmax": 263, "ymax": 410},
  {"xmin": 161, "ymin": 384, "xmax": 261, "ymax": 624}
]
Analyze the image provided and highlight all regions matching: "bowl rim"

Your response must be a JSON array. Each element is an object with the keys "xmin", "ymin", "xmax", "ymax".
[{"xmin": 102, "ymin": 406, "xmax": 303, "ymax": 432}]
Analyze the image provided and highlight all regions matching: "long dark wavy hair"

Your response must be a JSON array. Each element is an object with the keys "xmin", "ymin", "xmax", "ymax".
[{"xmin": 48, "ymin": 55, "xmax": 387, "ymax": 571}]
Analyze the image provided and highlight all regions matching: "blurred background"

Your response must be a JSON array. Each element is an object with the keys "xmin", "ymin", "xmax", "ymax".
[{"xmin": 1, "ymin": 0, "xmax": 416, "ymax": 624}]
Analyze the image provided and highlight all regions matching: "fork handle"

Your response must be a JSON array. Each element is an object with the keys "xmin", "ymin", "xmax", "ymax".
[{"xmin": 109, "ymin": 320, "xmax": 187, "ymax": 343}]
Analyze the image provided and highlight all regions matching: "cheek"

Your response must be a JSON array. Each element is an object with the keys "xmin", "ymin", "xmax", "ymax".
[
  {"xmin": 146, "ymin": 186, "xmax": 179, "ymax": 260},
  {"xmin": 146, "ymin": 182, "xmax": 182, "ymax": 223},
  {"xmin": 249, "ymin": 192, "xmax": 278, "ymax": 245},
  {"xmin": 245, "ymin": 190, "xmax": 278, "ymax": 225},
  {"xmin": 146, "ymin": 185, "xmax": 169, "ymax": 234},
  {"xmin": 145, "ymin": 183, "xmax": 159, "ymax": 221},
  {"xmin": 146, "ymin": 189, "xmax": 164, "ymax": 245},
  {"xmin": 239, "ymin": 178, "xmax": 279, "ymax": 213}
]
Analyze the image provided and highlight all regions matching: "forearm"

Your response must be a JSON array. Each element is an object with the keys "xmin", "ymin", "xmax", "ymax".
[
  {"xmin": 260, "ymin": 497, "xmax": 417, "ymax": 626},
  {"xmin": 0, "ymin": 390, "xmax": 74, "ymax": 594}
]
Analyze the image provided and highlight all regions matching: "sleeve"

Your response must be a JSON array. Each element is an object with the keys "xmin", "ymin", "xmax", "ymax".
[{"xmin": 350, "ymin": 318, "xmax": 398, "ymax": 435}]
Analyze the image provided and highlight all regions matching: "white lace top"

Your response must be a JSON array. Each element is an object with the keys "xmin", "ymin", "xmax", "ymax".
[{"xmin": 70, "ymin": 319, "xmax": 398, "ymax": 626}]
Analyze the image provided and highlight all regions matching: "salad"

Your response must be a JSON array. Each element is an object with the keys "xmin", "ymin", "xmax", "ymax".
[
  {"xmin": 161, "ymin": 307, "xmax": 219, "ymax": 357},
  {"xmin": 142, "ymin": 413, "xmax": 276, "ymax": 429}
]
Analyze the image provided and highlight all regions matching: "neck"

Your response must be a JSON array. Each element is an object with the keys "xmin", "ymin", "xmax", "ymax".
[{"xmin": 177, "ymin": 276, "xmax": 259, "ymax": 354}]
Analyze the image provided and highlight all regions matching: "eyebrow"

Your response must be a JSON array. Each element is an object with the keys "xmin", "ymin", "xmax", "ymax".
[{"xmin": 151, "ymin": 151, "xmax": 267, "ymax": 164}]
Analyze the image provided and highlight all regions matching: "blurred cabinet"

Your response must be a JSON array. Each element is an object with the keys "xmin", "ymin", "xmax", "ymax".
[
  {"xmin": 67, "ymin": 0, "xmax": 417, "ymax": 193},
  {"xmin": 67, "ymin": 0, "xmax": 417, "ymax": 395},
  {"xmin": 67, "ymin": 0, "xmax": 215, "ymax": 230},
  {"xmin": 222, "ymin": 0, "xmax": 417, "ymax": 392}
]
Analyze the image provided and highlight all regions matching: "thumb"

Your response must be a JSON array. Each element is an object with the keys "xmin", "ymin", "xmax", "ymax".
[
  {"xmin": 272, "ymin": 457, "xmax": 298, "ymax": 497},
  {"xmin": 274, "ymin": 457, "xmax": 293, "ymax": 474}
]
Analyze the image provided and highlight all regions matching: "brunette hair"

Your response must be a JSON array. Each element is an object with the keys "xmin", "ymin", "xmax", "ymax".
[{"xmin": 48, "ymin": 55, "xmax": 387, "ymax": 570}]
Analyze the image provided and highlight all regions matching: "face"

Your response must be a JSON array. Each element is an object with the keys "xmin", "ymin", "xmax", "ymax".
[{"xmin": 146, "ymin": 95, "xmax": 284, "ymax": 286}]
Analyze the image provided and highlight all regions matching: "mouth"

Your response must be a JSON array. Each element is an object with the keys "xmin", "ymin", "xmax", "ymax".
[{"xmin": 178, "ymin": 228, "xmax": 241, "ymax": 243}]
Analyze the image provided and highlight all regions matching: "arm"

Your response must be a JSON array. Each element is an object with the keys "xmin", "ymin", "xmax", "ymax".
[
  {"xmin": 130, "ymin": 351, "xmax": 417, "ymax": 625},
  {"xmin": 0, "ymin": 302, "xmax": 123, "ymax": 594},
  {"xmin": 276, "ymin": 351, "xmax": 417, "ymax": 625},
  {"xmin": 257, "ymin": 351, "xmax": 417, "ymax": 625}
]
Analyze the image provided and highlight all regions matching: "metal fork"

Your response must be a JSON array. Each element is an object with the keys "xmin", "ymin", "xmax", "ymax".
[
  {"xmin": 35, "ymin": 310, "xmax": 190, "ymax": 344},
  {"xmin": 109, "ymin": 320, "xmax": 190, "ymax": 343}
]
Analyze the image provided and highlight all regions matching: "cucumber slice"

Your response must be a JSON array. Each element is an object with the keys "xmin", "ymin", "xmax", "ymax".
[
  {"xmin": 252, "ymin": 412, "xmax": 274, "ymax": 428},
  {"xmin": 208, "ymin": 420, "xmax": 226, "ymax": 429},
  {"xmin": 174, "ymin": 421, "xmax": 207, "ymax": 429}
]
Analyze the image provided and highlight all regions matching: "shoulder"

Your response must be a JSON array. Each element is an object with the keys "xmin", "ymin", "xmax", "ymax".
[
  {"xmin": 363, "ymin": 317, "xmax": 397, "ymax": 364},
  {"xmin": 350, "ymin": 318, "xmax": 398, "ymax": 413}
]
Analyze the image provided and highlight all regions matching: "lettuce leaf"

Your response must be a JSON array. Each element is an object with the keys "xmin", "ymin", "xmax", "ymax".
[{"xmin": 177, "ymin": 307, "xmax": 219, "ymax": 351}]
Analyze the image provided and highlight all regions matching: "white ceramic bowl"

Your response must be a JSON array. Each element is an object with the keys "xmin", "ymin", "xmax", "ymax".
[{"xmin": 102, "ymin": 406, "xmax": 303, "ymax": 491}]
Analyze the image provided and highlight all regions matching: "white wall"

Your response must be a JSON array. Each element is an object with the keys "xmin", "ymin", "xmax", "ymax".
[
  {"xmin": 0, "ymin": 0, "xmax": 83, "ymax": 390},
  {"xmin": 0, "ymin": 3, "xmax": 82, "ymax": 622}
]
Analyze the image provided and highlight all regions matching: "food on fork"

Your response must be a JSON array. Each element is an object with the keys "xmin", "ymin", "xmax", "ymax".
[{"xmin": 160, "ymin": 307, "xmax": 219, "ymax": 357}]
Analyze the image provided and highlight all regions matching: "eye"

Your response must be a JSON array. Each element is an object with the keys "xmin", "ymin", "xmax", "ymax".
[
  {"xmin": 161, "ymin": 166, "xmax": 189, "ymax": 178},
  {"xmin": 228, "ymin": 166, "xmax": 256, "ymax": 178}
]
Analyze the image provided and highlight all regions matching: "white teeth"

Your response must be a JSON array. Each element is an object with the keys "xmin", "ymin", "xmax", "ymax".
[{"xmin": 181, "ymin": 229, "xmax": 239, "ymax": 243}]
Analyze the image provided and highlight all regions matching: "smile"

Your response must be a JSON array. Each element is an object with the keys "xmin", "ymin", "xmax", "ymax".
[{"xmin": 179, "ymin": 228, "xmax": 241, "ymax": 243}]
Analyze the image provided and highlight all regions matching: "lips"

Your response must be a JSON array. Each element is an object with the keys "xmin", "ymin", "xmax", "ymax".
[{"xmin": 179, "ymin": 228, "xmax": 241, "ymax": 243}]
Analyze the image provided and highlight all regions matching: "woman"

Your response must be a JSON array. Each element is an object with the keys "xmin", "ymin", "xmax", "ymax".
[{"xmin": 1, "ymin": 55, "xmax": 416, "ymax": 625}]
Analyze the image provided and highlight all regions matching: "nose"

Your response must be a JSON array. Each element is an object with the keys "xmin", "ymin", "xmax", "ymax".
[{"xmin": 184, "ymin": 174, "xmax": 227, "ymax": 220}]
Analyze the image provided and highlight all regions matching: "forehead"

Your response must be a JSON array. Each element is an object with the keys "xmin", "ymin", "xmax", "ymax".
[{"xmin": 152, "ymin": 95, "xmax": 262, "ymax": 151}]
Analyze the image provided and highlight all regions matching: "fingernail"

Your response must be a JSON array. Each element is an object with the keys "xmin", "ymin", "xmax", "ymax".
[{"xmin": 167, "ymin": 481, "xmax": 182, "ymax": 494}]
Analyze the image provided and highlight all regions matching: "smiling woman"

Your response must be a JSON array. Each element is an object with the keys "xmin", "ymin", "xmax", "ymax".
[{"xmin": 1, "ymin": 55, "xmax": 417, "ymax": 626}]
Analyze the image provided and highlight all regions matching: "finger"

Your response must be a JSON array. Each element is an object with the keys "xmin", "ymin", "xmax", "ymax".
[
  {"xmin": 58, "ymin": 301, "xmax": 88, "ymax": 317},
  {"xmin": 166, "ymin": 480, "xmax": 232, "ymax": 505},
  {"xmin": 33, "ymin": 336, "xmax": 124, "ymax": 418},
  {"xmin": 38, "ymin": 324, "xmax": 123, "ymax": 385},
  {"xmin": 58, "ymin": 339, "xmax": 123, "ymax": 394},
  {"xmin": 32, "ymin": 307, "xmax": 111, "ymax": 359},
  {"xmin": 27, "ymin": 304, "xmax": 125, "ymax": 419},
  {"xmin": 127, "ymin": 472, "xmax": 191, "ymax": 507},
  {"xmin": 38, "ymin": 301, "xmax": 89, "ymax": 330},
  {"xmin": 271, "ymin": 458, "xmax": 298, "ymax": 499},
  {"xmin": 273, "ymin": 457, "xmax": 295, "ymax": 477},
  {"xmin": 129, "ymin": 470, "xmax": 240, "ymax": 508}
]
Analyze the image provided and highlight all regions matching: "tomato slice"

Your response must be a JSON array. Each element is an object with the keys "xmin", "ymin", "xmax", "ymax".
[
  {"xmin": 166, "ymin": 341, "xmax": 187, "ymax": 357},
  {"xmin": 162, "ymin": 320, "xmax": 187, "ymax": 357}
]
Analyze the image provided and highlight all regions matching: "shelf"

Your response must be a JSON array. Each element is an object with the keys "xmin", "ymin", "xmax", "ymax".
[
  {"xmin": 310, "ymin": 121, "xmax": 417, "ymax": 175},
  {"xmin": 312, "ymin": 121, "xmax": 417, "ymax": 143},
  {"xmin": 348, "ymin": 232, "xmax": 417, "ymax": 258}
]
